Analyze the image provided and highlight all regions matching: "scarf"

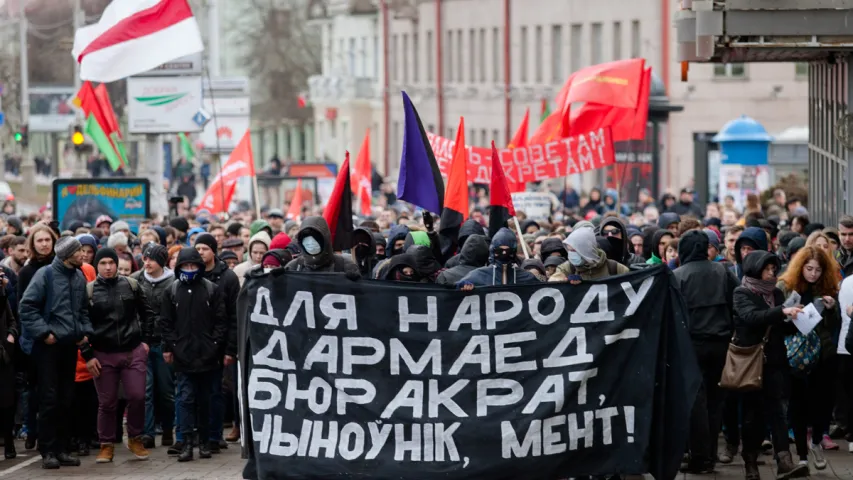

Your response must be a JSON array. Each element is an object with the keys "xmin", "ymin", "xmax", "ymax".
[{"xmin": 742, "ymin": 276, "xmax": 777, "ymax": 307}]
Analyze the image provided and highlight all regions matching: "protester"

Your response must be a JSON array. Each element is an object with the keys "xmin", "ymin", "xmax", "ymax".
[
  {"xmin": 458, "ymin": 228, "xmax": 539, "ymax": 287},
  {"xmin": 436, "ymin": 234, "xmax": 488, "ymax": 286},
  {"xmin": 550, "ymin": 227, "xmax": 629, "ymax": 282},
  {"xmin": 284, "ymin": 217, "xmax": 359, "ymax": 276},
  {"xmin": 351, "ymin": 228, "xmax": 377, "ymax": 277},
  {"xmin": 599, "ymin": 217, "xmax": 645, "ymax": 264},
  {"xmin": 233, "ymin": 231, "xmax": 271, "ymax": 286},
  {"xmin": 0, "ymin": 270, "xmax": 17, "ymax": 460}
]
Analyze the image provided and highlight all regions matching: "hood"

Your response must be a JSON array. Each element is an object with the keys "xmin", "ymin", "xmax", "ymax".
[
  {"xmin": 564, "ymin": 227, "xmax": 599, "ymax": 264},
  {"xmin": 372, "ymin": 232, "xmax": 386, "ymax": 250},
  {"xmin": 250, "ymin": 220, "xmax": 272, "ymax": 237},
  {"xmin": 458, "ymin": 219, "xmax": 486, "ymax": 247},
  {"xmin": 382, "ymin": 253, "xmax": 422, "ymax": 281},
  {"xmin": 352, "ymin": 227, "xmax": 376, "ymax": 264},
  {"xmin": 175, "ymin": 247, "xmax": 204, "ymax": 271},
  {"xmin": 144, "ymin": 267, "xmax": 174, "ymax": 284},
  {"xmin": 408, "ymin": 244, "xmax": 442, "ymax": 276},
  {"xmin": 599, "ymin": 217, "xmax": 630, "ymax": 261},
  {"xmin": 458, "ymin": 234, "xmax": 489, "ymax": 267},
  {"xmin": 261, "ymin": 249, "xmax": 293, "ymax": 269},
  {"xmin": 186, "ymin": 227, "xmax": 206, "ymax": 246},
  {"xmin": 296, "ymin": 216, "xmax": 333, "ymax": 268},
  {"xmin": 734, "ymin": 227, "xmax": 769, "ymax": 264},
  {"xmin": 269, "ymin": 232, "xmax": 292, "ymax": 250},
  {"xmin": 678, "ymin": 230, "xmax": 709, "ymax": 266},
  {"xmin": 604, "ymin": 188, "xmax": 619, "ymax": 204},
  {"xmin": 742, "ymin": 250, "xmax": 781, "ymax": 279},
  {"xmin": 658, "ymin": 212, "xmax": 680, "ymax": 229},
  {"xmin": 521, "ymin": 258, "xmax": 546, "ymax": 276},
  {"xmin": 520, "ymin": 219, "xmax": 540, "ymax": 234},
  {"xmin": 489, "ymin": 227, "xmax": 518, "ymax": 265},
  {"xmin": 403, "ymin": 231, "xmax": 431, "ymax": 251},
  {"xmin": 650, "ymin": 230, "xmax": 674, "ymax": 259},
  {"xmin": 539, "ymin": 237, "xmax": 567, "ymax": 260},
  {"xmin": 385, "ymin": 224, "xmax": 410, "ymax": 258},
  {"xmin": 641, "ymin": 226, "xmax": 660, "ymax": 260}
]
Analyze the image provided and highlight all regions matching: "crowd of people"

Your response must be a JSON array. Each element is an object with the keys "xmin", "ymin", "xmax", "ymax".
[{"xmin": 0, "ymin": 182, "xmax": 850, "ymax": 480}]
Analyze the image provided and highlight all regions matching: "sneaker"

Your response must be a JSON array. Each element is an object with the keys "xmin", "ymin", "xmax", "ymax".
[
  {"xmin": 829, "ymin": 424, "xmax": 846, "ymax": 439},
  {"xmin": 127, "ymin": 437, "xmax": 150, "ymax": 460},
  {"xmin": 96, "ymin": 444, "xmax": 114, "ymax": 463},
  {"xmin": 821, "ymin": 434, "xmax": 839, "ymax": 451},
  {"xmin": 140, "ymin": 434, "xmax": 155, "ymax": 449},
  {"xmin": 762, "ymin": 438, "xmax": 774, "ymax": 451},
  {"xmin": 42, "ymin": 453, "xmax": 60, "ymax": 469},
  {"xmin": 77, "ymin": 441, "xmax": 89, "ymax": 457},
  {"xmin": 167, "ymin": 441, "xmax": 184, "ymax": 456},
  {"xmin": 811, "ymin": 442, "xmax": 827, "ymax": 470},
  {"xmin": 849, "ymin": 440, "xmax": 853, "ymax": 454},
  {"xmin": 56, "ymin": 452, "xmax": 81, "ymax": 467},
  {"xmin": 218, "ymin": 439, "xmax": 228, "ymax": 449},
  {"xmin": 679, "ymin": 460, "xmax": 714, "ymax": 474},
  {"xmin": 719, "ymin": 444, "xmax": 737, "ymax": 464}
]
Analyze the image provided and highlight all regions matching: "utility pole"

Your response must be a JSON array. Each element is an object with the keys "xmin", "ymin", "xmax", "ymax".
[
  {"xmin": 19, "ymin": 9, "xmax": 33, "ymax": 188},
  {"xmin": 72, "ymin": 0, "xmax": 82, "ymax": 91},
  {"xmin": 207, "ymin": 0, "xmax": 221, "ymax": 76}
]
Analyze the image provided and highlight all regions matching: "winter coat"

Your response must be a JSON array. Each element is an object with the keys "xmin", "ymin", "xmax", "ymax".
[
  {"xmin": 83, "ymin": 275, "xmax": 154, "ymax": 358},
  {"xmin": 671, "ymin": 200, "xmax": 704, "ymax": 218},
  {"xmin": 672, "ymin": 231, "xmax": 737, "ymax": 341},
  {"xmin": 17, "ymin": 255, "xmax": 52, "ymax": 305},
  {"xmin": 459, "ymin": 228, "xmax": 539, "ymax": 286},
  {"xmin": 550, "ymin": 249, "xmax": 630, "ymax": 282},
  {"xmin": 201, "ymin": 259, "xmax": 241, "ymax": 358},
  {"xmin": 130, "ymin": 269, "xmax": 176, "ymax": 345},
  {"xmin": 443, "ymin": 219, "xmax": 486, "ymax": 268},
  {"xmin": 284, "ymin": 216, "xmax": 360, "ymax": 277},
  {"xmin": 436, "ymin": 234, "xmax": 489, "ymax": 286},
  {"xmin": 160, "ymin": 249, "xmax": 227, "ymax": 373},
  {"xmin": 730, "ymin": 227, "xmax": 769, "ymax": 281},
  {"xmin": 352, "ymin": 227, "xmax": 377, "ymax": 277},
  {"xmin": 233, "ymin": 231, "xmax": 272, "ymax": 287},
  {"xmin": 0, "ymin": 292, "xmax": 17, "ymax": 407},
  {"xmin": 598, "ymin": 217, "xmax": 645, "ymax": 265},
  {"xmin": 20, "ymin": 257, "xmax": 93, "ymax": 346}
]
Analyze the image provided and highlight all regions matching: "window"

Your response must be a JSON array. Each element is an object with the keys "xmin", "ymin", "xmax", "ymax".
[
  {"xmin": 631, "ymin": 20, "xmax": 641, "ymax": 58},
  {"xmin": 714, "ymin": 63, "xmax": 746, "ymax": 78},
  {"xmin": 446, "ymin": 30, "xmax": 454, "ymax": 82},
  {"xmin": 570, "ymin": 23, "xmax": 582, "ymax": 72},
  {"xmin": 413, "ymin": 32, "xmax": 419, "ymax": 82},
  {"xmin": 479, "ymin": 28, "xmax": 486, "ymax": 82},
  {"xmin": 612, "ymin": 22, "xmax": 622, "ymax": 60},
  {"xmin": 492, "ymin": 27, "xmax": 500, "ymax": 82},
  {"xmin": 796, "ymin": 62, "xmax": 808, "ymax": 78},
  {"xmin": 373, "ymin": 35, "xmax": 379, "ymax": 78},
  {"xmin": 492, "ymin": 129, "xmax": 500, "ymax": 146},
  {"xmin": 391, "ymin": 35, "xmax": 398, "ymax": 81},
  {"xmin": 534, "ymin": 26, "xmax": 543, "ymax": 83},
  {"xmin": 591, "ymin": 23, "xmax": 602, "ymax": 64},
  {"xmin": 393, "ymin": 122, "xmax": 400, "ymax": 159},
  {"xmin": 519, "ymin": 26, "xmax": 528, "ymax": 83},
  {"xmin": 348, "ymin": 38, "xmax": 356, "ymax": 75},
  {"xmin": 481, "ymin": 129, "xmax": 487, "ymax": 146},
  {"xmin": 361, "ymin": 37, "xmax": 368, "ymax": 76},
  {"xmin": 469, "ymin": 29, "xmax": 476, "ymax": 82},
  {"xmin": 457, "ymin": 29, "xmax": 464, "ymax": 82},
  {"xmin": 469, "ymin": 128, "xmax": 476, "ymax": 144},
  {"xmin": 448, "ymin": 127, "xmax": 455, "ymax": 140},
  {"xmin": 339, "ymin": 39, "xmax": 345, "ymax": 71},
  {"xmin": 427, "ymin": 124, "xmax": 435, "ymax": 133},
  {"xmin": 551, "ymin": 25, "xmax": 562, "ymax": 83},
  {"xmin": 402, "ymin": 34, "xmax": 409, "ymax": 83},
  {"xmin": 426, "ymin": 30, "xmax": 433, "ymax": 82}
]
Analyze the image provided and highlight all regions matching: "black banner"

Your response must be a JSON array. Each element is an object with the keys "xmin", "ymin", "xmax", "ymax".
[{"xmin": 237, "ymin": 266, "xmax": 700, "ymax": 480}]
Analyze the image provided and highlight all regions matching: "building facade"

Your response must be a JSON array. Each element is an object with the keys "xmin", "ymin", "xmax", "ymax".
[{"xmin": 309, "ymin": 0, "xmax": 808, "ymax": 195}]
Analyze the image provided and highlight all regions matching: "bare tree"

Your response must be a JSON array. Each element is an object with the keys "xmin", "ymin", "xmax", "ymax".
[{"xmin": 236, "ymin": 0, "xmax": 321, "ymax": 123}]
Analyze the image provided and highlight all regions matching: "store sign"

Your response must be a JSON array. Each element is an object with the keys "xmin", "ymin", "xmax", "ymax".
[{"xmin": 127, "ymin": 76, "xmax": 204, "ymax": 134}]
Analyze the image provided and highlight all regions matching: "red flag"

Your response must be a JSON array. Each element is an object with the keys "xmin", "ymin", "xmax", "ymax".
[
  {"xmin": 567, "ymin": 67, "xmax": 652, "ymax": 142},
  {"xmin": 488, "ymin": 141, "xmax": 516, "ymax": 236},
  {"xmin": 287, "ymin": 179, "xmax": 304, "ymax": 221},
  {"xmin": 196, "ymin": 130, "xmax": 255, "ymax": 214},
  {"xmin": 94, "ymin": 84, "xmax": 121, "ymax": 139},
  {"xmin": 351, "ymin": 130, "xmax": 372, "ymax": 216},
  {"xmin": 506, "ymin": 110, "xmax": 529, "ymax": 193},
  {"xmin": 564, "ymin": 58, "xmax": 646, "ymax": 109},
  {"xmin": 440, "ymin": 118, "xmax": 469, "ymax": 237},
  {"xmin": 631, "ymin": 67, "xmax": 652, "ymax": 139},
  {"xmin": 323, "ymin": 152, "xmax": 354, "ymax": 252}
]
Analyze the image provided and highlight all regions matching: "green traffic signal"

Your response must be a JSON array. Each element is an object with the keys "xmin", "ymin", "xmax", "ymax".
[{"xmin": 14, "ymin": 132, "xmax": 21, "ymax": 142}]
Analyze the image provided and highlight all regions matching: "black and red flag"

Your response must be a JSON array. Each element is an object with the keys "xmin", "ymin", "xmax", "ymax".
[
  {"xmin": 488, "ymin": 141, "xmax": 516, "ymax": 239},
  {"xmin": 323, "ymin": 151, "xmax": 354, "ymax": 252},
  {"xmin": 439, "ymin": 117, "xmax": 469, "ymax": 258}
]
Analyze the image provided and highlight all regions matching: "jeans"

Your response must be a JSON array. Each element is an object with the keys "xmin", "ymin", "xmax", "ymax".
[
  {"xmin": 791, "ymin": 356, "xmax": 838, "ymax": 459},
  {"xmin": 742, "ymin": 366, "xmax": 792, "ymax": 458},
  {"xmin": 688, "ymin": 340, "xmax": 728, "ymax": 463},
  {"xmin": 209, "ymin": 366, "xmax": 224, "ymax": 441},
  {"xmin": 33, "ymin": 343, "xmax": 77, "ymax": 456},
  {"xmin": 71, "ymin": 380, "xmax": 97, "ymax": 445},
  {"xmin": 177, "ymin": 371, "xmax": 214, "ymax": 444},
  {"xmin": 144, "ymin": 345, "xmax": 175, "ymax": 437},
  {"xmin": 93, "ymin": 345, "xmax": 147, "ymax": 443}
]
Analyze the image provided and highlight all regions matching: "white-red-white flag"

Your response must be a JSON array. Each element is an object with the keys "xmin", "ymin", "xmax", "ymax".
[
  {"xmin": 196, "ymin": 131, "xmax": 255, "ymax": 214},
  {"xmin": 71, "ymin": 0, "xmax": 204, "ymax": 83},
  {"xmin": 351, "ymin": 130, "xmax": 372, "ymax": 216}
]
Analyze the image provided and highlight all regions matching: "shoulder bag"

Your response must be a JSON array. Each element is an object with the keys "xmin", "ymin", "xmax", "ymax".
[{"xmin": 719, "ymin": 326, "xmax": 772, "ymax": 392}]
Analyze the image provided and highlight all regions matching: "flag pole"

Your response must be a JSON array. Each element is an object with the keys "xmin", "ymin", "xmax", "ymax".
[
  {"xmin": 204, "ymin": 63, "xmax": 229, "ymax": 220},
  {"xmin": 251, "ymin": 173, "xmax": 262, "ymax": 219},
  {"xmin": 512, "ymin": 217, "xmax": 531, "ymax": 259}
]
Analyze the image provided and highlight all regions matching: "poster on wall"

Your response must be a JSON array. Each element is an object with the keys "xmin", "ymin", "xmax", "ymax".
[
  {"xmin": 718, "ymin": 164, "xmax": 771, "ymax": 211},
  {"xmin": 53, "ymin": 178, "xmax": 150, "ymax": 232}
]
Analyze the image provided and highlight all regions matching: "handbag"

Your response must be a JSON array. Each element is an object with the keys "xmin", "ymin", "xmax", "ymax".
[
  {"xmin": 719, "ymin": 326, "xmax": 772, "ymax": 392},
  {"xmin": 785, "ymin": 330, "xmax": 821, "ymax": 377}
]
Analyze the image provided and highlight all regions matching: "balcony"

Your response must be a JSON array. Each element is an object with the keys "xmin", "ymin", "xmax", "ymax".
[
  {"xmin": 676, "ymin": 0, "xmax": 853, "ymax": 63},
  {"xmin": 308, "ymin": 75, "xmax": 379, "ymax": 102}
]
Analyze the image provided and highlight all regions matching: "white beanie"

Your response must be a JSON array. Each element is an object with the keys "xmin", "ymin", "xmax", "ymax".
[{"xmin": 563, "ymin": 227, "xmax": 599, "ymax": 264}]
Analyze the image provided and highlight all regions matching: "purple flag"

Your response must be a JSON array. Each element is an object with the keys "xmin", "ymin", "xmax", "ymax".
[{"xmin": 397, "ymin": 91, "xmax": 445, "ymax": 215}]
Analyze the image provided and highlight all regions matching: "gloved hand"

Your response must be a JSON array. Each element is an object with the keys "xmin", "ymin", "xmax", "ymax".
[
  {"xmin": 345, "ymin": 269, "xmax": 361, "ymax": 281},
  {"xmin": 456, "ymin": 280, "xmax": 474, "ymax": 291}
]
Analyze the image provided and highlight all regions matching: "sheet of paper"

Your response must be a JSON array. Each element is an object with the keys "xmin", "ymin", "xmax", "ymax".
[
  {"xmin": 784, "ymin": 291, "xmax": 802, "ymax": 308},
  {"xmin": 792, "ymin": 303, "xmax": 822, "ymax": 335}
]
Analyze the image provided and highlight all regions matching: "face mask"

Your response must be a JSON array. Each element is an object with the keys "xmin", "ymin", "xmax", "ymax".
[
  {"xmin": 568, "ymin": 251, "xmax": 585, "ymax": 266},
  {"xmin": 302, "ymin": 236, "xmax": 322, "ymax": 255},
  {"xmin": 354, "ymin": 244, "xmax": 370, "ymax": 259},
  {"xmin": 495, "ymin": 249, "xmax": 516, "ymax": 263},
  {"xmin": 606, "ymin": 237, "xmax": 623, "ymax": 261},
  {"xmin": 179, "ymin": 268, "xmax": 199, "ymax": 283},
  {"xmin": 391, "ymin": 247, "xmax": 403, "ymax": 256},
  {"xmin": 263, "ymin": 267, "xmax": 273, "ymax": 274}
]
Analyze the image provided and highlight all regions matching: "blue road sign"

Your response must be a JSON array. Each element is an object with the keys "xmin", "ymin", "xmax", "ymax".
[
  {"xmin": 192, "ymin": 109, "xmax": 211, "ymax": 128},
  {"xmin": 0, "ymin": 112, "xmax": 6, "ymax": 127}
]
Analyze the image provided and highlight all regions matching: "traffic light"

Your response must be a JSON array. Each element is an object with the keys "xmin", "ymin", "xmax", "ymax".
[
  {"xmin": 72, "ymin": 125, "xmax": 85, "ymax": 151},
  {"xmin": 14, "ymin": 125, "xmax": 27, "ymax": 148}
]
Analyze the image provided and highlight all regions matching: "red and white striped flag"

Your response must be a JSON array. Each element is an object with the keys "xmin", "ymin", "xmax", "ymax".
[{"xmin": 71, "ymin": 0, "xmax": 204, "ymax": 83}]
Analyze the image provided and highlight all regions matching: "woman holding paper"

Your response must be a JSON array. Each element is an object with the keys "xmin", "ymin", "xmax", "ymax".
[
  {"xmin": 733, "ymin": 251, "xmax": 807, "ymax": 480},
  {"xmin": 777, "ymin": 246, "xmax": 841, "ymax": 470}
]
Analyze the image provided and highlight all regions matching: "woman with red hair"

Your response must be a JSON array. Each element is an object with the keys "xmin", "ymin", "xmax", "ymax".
[{"xmin": 778, "ymin": 246, "xmax": 841, "ymax": 471}]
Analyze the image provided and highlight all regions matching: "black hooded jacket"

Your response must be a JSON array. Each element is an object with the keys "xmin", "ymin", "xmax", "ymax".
[
  {"xmin": 382, "ymin": 253, "xmax": 426, "ymax": 282},
  {"xmin": 598, "ymin": 217, "xmax": 645, "ymax": 265},
  {"xmin": 672, "ymin": 231, "xmax": 738, "ymax": 340},
  {"xmin": 407, "ymin": 245, "xmax": 443, "ymax": 282},
  {"xmin": 436, "ymin": 234, "xmax": 489, "ymax": 286},
  {"xmin": 351, "ymin": 227, "xmax": 377, "ymax": 276},
  {"xmin": 444, "ymin": 220, "xmax": 487, "ymax": 268},
  {"xmin": 539, "ymin": 237, "xmax": 567, "ymax": 261},
  {"xmin": 284, "ymin": 216, "xmax": 360, "ymax": 277},
  {"xmin": 459, "ymin": 228, "xmax": 539, "ymax": 286},
  {"xmin": 732, "ymin": 251, "xmax": 797, "ymax": 368},
  {"xmin": 730, "ymin": 226, "xmax": 769, "ymax": 281},
  {"xmin": 641, "ymin": 226, "xmax": 660, "ymax": 260},
  {"xmin": 200, "ymin": 258, "xmax": 241, "ymax": 357}
]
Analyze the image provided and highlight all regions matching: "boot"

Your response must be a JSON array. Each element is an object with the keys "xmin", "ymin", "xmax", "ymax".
[
  {"xmin": 775, "ymin": 451, "xmax": 809, "ymax": 479},
  {"xmin": 167, "ymin": 440, "xmax": 184, "ymax": 456},
  {"xmin": 77, "ymin": 440, "xmax": 89, "ymax": 457},
  {"xmin": 199, "ymin": 442, "xmax": 212, "ymax": 459},
  {"xmin": 41, "ymin": 453, "xmax": 60, "ymax": 469},
  {"xmin": 56, "ymin": 452, "xmax": 81, "ymax": 467},
  {"xmin": 225, "ymin": 425, "xmax": 240, "ymax": 443},
  {"xmin": 161, "ymin": 429, "xmax": 174, "ymax": 447},
  {"xmin": 743, "ymin": 452, "xmax": 760, "ymax": 480},
  {"xmin": 208, "ymin": 440, "xmax": 221, "ymax": 454},
  {"xmin": 3, "ymin": 435, "xmax": 16, "ymax": 459},
  {"xmin": 177, "ymin": 442, "xmax": 193, "ymax": 462}
]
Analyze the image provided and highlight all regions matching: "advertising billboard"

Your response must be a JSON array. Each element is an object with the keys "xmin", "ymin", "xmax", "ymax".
[
  {"xmin": 127, "ymin": 76, "xmax": 203, "ymax": 134},
  {"xmin": 29, "ymin": 86, "xmax": 77, "ymax": 132},
  {"xmin": 53, "ymin": 178, "xmax": 150, "ymax": 232}
]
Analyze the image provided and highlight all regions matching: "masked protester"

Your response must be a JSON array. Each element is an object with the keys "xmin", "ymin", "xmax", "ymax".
[
  {"xmin": 444, "ymin": 219, "xmax": 487, "ymax": 269},
  {"xmin": 436, "ymin": 234, "xmax": 489, "ymax": 286},
  {"xmin": 260, "ymin": 250, "xmax": 292, "ymax": 272},
  {"xmin": 521, "ymin": 258, "xmax": 547, "ymax": 282},
  {"xmin": 284, "ymin": 217, "xmax": 360, "ymax": 278},
  {"xmin": 351, "ymin": 228, "xmax": 376, "ymax": 277},
  {"xmin": 550, "ymin": 227, "xmax": 630, "ymax": 283},
  {"xmin": 372, "ymin": 225, "xmax": 411, "ymax": 278},
  {"xmin": 457, "ymin": 228, "xmax": 540, "ymax": 288},
  {"xmin": 406, "ymin": 245, "xmax": 443, "ymax": 283},
  {"xmin": 598, "ymin": 217, "xmax": 645, "ymax": 265},
  {"xmin": 382, "ymin": 254, "xmax": 424, "ymax": 283}
]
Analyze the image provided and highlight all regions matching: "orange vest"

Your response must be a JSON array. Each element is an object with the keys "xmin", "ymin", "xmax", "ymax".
[{"xmin": 75, "ymin": 263, "xmax": 96, "ymax": 382}]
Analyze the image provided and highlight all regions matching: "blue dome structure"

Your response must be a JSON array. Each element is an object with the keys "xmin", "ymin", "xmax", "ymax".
[{"xmin": 712, "ymin": 115, "xmax": 773, "ymax": 165}]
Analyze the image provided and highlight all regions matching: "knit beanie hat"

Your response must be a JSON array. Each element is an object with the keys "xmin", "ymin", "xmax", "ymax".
[
  {"xmin": 54, "ymin": 236, "xmax": 82, "ymax": 261},
  {"xmin": 194, "ymin": 233, "xmax": 218, "ymax": 252},
  {"xmin": 143, "ymin": 243, "xmax": 169, "ymax": 268},
  {"xmin": 94, "ymin": 247, "xmax": 119, "ymax": 267},
  {"xmin": 110, "ymin": 220, "xmax": 130, "ymax": 235}
]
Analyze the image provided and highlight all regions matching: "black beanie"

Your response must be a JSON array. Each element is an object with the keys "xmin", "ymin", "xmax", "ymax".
[
  {"xmin": 170, "ymin": 217, "xmax": 189, "ymax": 233},
  {"xmin": 226, "ymin": 222, "xmax": 243, "ymax": 237},
  {"xmin": 194, "ymin": 233, "xmax": 218, "ymax": 252},
  {"xmin": 143, "ymin": 243, "xmax": 169, "ymax": 268},
  {"xmin": 94, "ymin": 247, "xmax": 119, "ymax": 267}
]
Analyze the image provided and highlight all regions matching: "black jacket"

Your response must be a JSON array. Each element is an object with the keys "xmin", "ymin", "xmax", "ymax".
[
  {"xmin": 284, "ymin": 216, "xmax": 359, "ymax": 277},
  {"xmin": 671, "ymin": 201, "xmax": 703, "ymax": 218},
  {"xmin": 201, "ymin": 259, "xmax": 241, "ymax": 357},
  {"xmin": 130, "ymin": 269, "xmax": 176, "ymax": 345},
  {"xmin": 160, "ymin": 249, "xmax": 227, "ymax": 373},
  {"xmin": 436, "ymin": 234, "xmax": 489, "ymax": 286},
  {"xmin": 673, "ymin": 231, "xmax": 737, "ymax": 340},
  {"xmin": 732, "ymin": 251, "xmax": 797, "ymax": 368},
  {"xmin": 83, "ymin": 275, "xmax": 154, "ymax": 358},
  {"xmin": 444, "ymin": 220, "xmax": 486, "ymax": 269},
  {"xmin": 17, "ymin": 255, "xmax": 52, "ymax": 305},
  {"xmin": 351, "ymin": 227, "xmax": 376, "ymax": 276}
]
